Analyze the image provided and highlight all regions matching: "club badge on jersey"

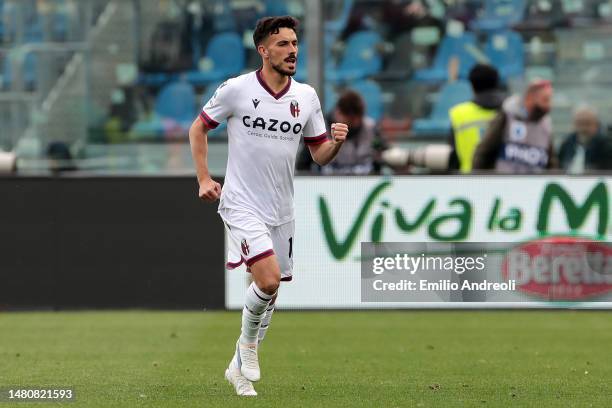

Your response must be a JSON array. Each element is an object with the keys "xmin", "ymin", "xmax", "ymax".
[{"xmin": 290, "ymin": 100, "xmax": 300, "ymax": 118}]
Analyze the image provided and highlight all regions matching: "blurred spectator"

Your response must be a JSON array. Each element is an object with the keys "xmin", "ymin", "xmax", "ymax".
[
  {"xmin": 102, "ymin": 87, "xmax": 141, "ymax": 143},
  {"xmin": 297, "ymin": 89, "xmax": 386, "ymax": 174},
  {"xmin": 448, "ymin": 64, "xmax": 505, "ymax": 173},
  {"xmin": 559, "ymin": 106, "xmax": 612, "ymax": 173},
  {"xmin": 473, "ymin": 80, "xmax": 557, "ymax": 173},
  {"xmin": 340, "ymin": 0, "xmax": 445, "ymax": 41},
  {"xmin": 47, "ymin": 141, "xmax": 76, "ymax": 172},
  {"xmin": 381, "ymin": 0, "xmax": 445, "ymax": 40}
]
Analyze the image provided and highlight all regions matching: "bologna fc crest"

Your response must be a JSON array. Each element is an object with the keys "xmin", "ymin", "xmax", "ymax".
[
  {"xmin": 241, "ymin": 239, "xmax": 250, "ymax": 256},
  {"xmin": 290, "ymin": 100, "xmax": 300, "ymax": 118}
]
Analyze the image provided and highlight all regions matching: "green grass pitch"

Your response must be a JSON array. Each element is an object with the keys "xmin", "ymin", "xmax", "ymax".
[{"xmin": 0, "ymin": 311, "xmax": 610, "ymax": 407}]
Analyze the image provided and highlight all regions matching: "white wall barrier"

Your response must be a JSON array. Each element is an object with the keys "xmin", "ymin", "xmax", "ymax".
[{"xmin": 226, "ymin": 176, "xmax": 611, "ymax": 309}]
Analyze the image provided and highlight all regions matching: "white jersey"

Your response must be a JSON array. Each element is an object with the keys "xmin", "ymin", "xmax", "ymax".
[{"xmin": 200, "ymin": 69, "xmax": 328, "ymax": 226}]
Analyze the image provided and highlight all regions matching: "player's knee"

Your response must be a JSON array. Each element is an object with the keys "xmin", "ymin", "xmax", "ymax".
[{"xmin": 258, "ymin": 278, "xmax": 280, "ymax": 295}]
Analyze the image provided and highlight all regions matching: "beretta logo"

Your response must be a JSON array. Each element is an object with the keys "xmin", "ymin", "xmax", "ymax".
[{"xmin": 502, "ymin": 237, "xmax": 612, "ymax": 300}]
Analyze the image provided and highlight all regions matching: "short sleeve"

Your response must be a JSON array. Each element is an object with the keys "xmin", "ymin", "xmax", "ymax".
[
  {"xmin": 302, "ymin": 89, "xmax": 328, "ymax": 146},
  {"xmin": 199, "ymin": 80, "xmax": 234, "ymax": 129}
]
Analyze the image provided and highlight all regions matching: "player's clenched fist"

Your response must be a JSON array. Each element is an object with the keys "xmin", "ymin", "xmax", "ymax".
[
  {"xmin": 199, "ymin": 178, "xmax": 222, "ymax": 202},
  {"xmin": 331, "ymin": 123, "xmax": 348, "ymax": 143}
]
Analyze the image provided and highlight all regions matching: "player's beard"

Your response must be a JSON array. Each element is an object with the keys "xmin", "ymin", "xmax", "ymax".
[{"xmin": 271, "ymin": 60, "xmax": 295, "ymax": 77}]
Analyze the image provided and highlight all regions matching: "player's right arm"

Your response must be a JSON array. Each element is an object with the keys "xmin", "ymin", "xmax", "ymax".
[
  {"xmin": 189, "ymin": 79, "xmax": 236, "ymax": 202},
  {"xmin": 189, "ymin": 117, "xmax": 221, "ymax": 201}
]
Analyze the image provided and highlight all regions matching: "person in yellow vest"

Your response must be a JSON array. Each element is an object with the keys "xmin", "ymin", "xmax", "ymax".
[{"xmin": 448, "ymin": 64, "xmax": 505, "ymax": 173}]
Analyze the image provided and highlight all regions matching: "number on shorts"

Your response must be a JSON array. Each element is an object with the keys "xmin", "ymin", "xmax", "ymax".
[{"xmin": 288, "ymin": 237, "xmax": 293, "ymax": 259}]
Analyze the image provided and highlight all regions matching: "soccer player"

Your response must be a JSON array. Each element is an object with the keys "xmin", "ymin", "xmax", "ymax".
[{"xmin": 188, "ymin": 16, "xmax": 348, "ymax": 397}]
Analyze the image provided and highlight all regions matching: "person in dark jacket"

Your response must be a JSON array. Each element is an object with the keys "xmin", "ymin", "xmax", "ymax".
[
  {"xmin": 448, "ymin": 64, "xmax": 505, "ymax": 172},
  {"xmin": 559, "ymin": 106, "xmax": 612, "ymax": 173},
  {"xmin": 297, "ymin": 89, "xmax": 386, "ymax": 174},
  {"xmin": 473, "ymin": 79, "xmax": 557, "ymax": 173}
]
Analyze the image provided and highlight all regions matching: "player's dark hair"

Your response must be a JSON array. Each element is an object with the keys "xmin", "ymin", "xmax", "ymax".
[
  {"xmin": 468, "ymin": 64, "xmax": 500, "ymax": 93},
  {"xmin": 253, "ymin": 16, "xmax": 299, "ymax": 47},
  {"xmin": 336, "ymin": 90, "xmax": 365, "ymax": 117}
]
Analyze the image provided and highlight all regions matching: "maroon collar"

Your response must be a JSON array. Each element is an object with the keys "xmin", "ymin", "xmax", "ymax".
[{"xmin": 256, "ymin": 68, "xmax": 291, "ymax": 100}]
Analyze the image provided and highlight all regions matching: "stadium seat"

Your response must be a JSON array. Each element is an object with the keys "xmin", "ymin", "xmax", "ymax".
[
  {"xmin": 293, "ymin": 36, "xmax": 336, "ymax": 83},
  {"xmin": 413, "ymin": 33, "xmax": 478, "ymax": 83},
  {"xmin": 129, "ymin": 113, "xmax": 165, "ymax": 140},
  {"xmin": 186, "ymin": 32, "xmax": 245, "ymax": 86},
  {"xmin": 324, "ymin": 83, "xmax": 338, "ymax": 114},
  {"xmin": 1, "ymin": 1, "xmax": 17, "ymax": 43},
  {"xmin": 130, "ymin": 93, "xmax": 186, "ymax": 140},
  {"xmin": 325, "ymin": 0, "xmax": 354, "ymax": 41},
  {"xmin": 0, "ymin": 1, "xmax": 4, "ymax": 41},
  {"xmin": 212, "ymin": 0, "xmax": 237, "ymax": 33},
  {"xmin": 485, "ymin": 31, "xmax": 524, "ymax": 80},
  {"xmin": 51, "ymin": 4, "xmax": 71, "ymax": 41},
  {"xmin": 138, "ymin": 72, "xmax": 177, "ymax": 87},
  {"xmin": 0, "ymin": 54, "xmax": 5, "ymax": 90},
  {"xmin": 412, "ymin": 80, "xmax": 473, "ymax": 136},
  {"xmin": 348, "ymin": 80, "xmax": 383, "ymax": 122},
  {"xmin": 380, "ymin": 32, "xmax": 415, "ymax": 80},
  {"xmin": 2, "ymin": 51, "xmax": 38, "ymax": 91},
  {"xmin": 264, "ymin": 0, "xmax": 289, "ymax": 17},
  {"xmin": 294, "ymin": 40, "xmax": 308, "ymax": 82},
  {"xmin": 470, "ymin": 0, "xmax": 526, "ymax": 32},
  {"xmin": 327, "ymin": 30, "xmax": 382, "ymax": 83},
  {"xmin": 154, "ymin": 81, "xmax": 197, "ymax": 131}
]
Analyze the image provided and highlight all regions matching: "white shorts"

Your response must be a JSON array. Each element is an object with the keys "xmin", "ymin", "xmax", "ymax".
[{"xmin": 220, "ymin": 208, "xmax": 295, "ymax": 282}]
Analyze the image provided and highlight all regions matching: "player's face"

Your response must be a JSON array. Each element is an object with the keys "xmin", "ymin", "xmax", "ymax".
[{"xmin": 262, "ymin": 28, "xmax": 298, "ymax": 77}]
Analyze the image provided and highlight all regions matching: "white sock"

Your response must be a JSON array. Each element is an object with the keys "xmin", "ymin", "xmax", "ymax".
[
  {"xmin": 239, "ymin": 282, "xmax": 274, "ymax": 345},
  {"xmin": 258, "ymin": 304, "xmax": 275, "ymax": 344}
]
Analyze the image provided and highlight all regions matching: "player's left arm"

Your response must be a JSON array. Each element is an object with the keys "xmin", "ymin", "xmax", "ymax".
[{"xmin": 307, "ymin": 123, "xmax": 348, "ymax": 166}]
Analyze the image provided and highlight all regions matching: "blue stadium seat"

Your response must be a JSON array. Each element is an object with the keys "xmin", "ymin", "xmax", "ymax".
[
  {"xmin": 154, "ymin": 81, "xmax": 197, "ymax": 130},
  {"xmin": 213, "ymin": 0, "xmax": 237, "ymax": 33},
  {"xmin": 414, "ymin": 33, "xmax": 478, "ymax": 83},
  {"xmin": 1, "ymin": 1, "xmax": 17, "ymax": 42},
  {"xmin": 25, "ymin": 24, "xmax": 43, "ymax": 42},
  {"xmin": 325, "ymin": 0, "xmax": 354, "ymax": 41},
  {"xmin": 485, "ymin": 31, "xmax": 524, "ymax": 80},
  {"xmin": 2, "ymin": 51, "xmax": 38, "ymax": 90},
  {"xmin": 51, "ymin": 5, "xmax": 71, "ymax": 41},
  {"xmin": 470, "ymin": 0, "xmax": 526, "ymax": 32},
  {"xmin": 130, "ymin": 81, "xmax": 195, "ymax": 139},
  {"xmin": 0, "ymin": 1, "xmax": 4, "ymax": 40},
  {"xmin": 349, "ymin": 80, "xmax": 383, "ymax": 122},
  {"xmin": 138, "ymin": 72, "xmax": 177, "ymax": 87},
  {"xmin": 293, "ymin": 36, "xmax": 336, "ymax": 83},
  {"xmin": 264, "ymin": 0, "xmax": 288, "ymax": 17},
  {"xmin": 186, "ymin": 32, "xmax": 245, "ymax": 86},
  {"xmin": 324, "ymin": 84, "xmax": 338, "ymax": 114},
  {"xmin": 412, "ymin": 80, "xmax": 473, "ymax": 135},
  {"xmin": 327, "ymin": 30, "xmax": 382, "ymax": 83},
  {"xmin": 294, "ymin": 40, "xmax": 308, "ymax": 82},
  {"xmin": 0, "ymin": 57, "xmax": 6, "ymax": 90},
  {"xmin": 129, "ymin": 114, "xmax": 165, "ymax": 140}
]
